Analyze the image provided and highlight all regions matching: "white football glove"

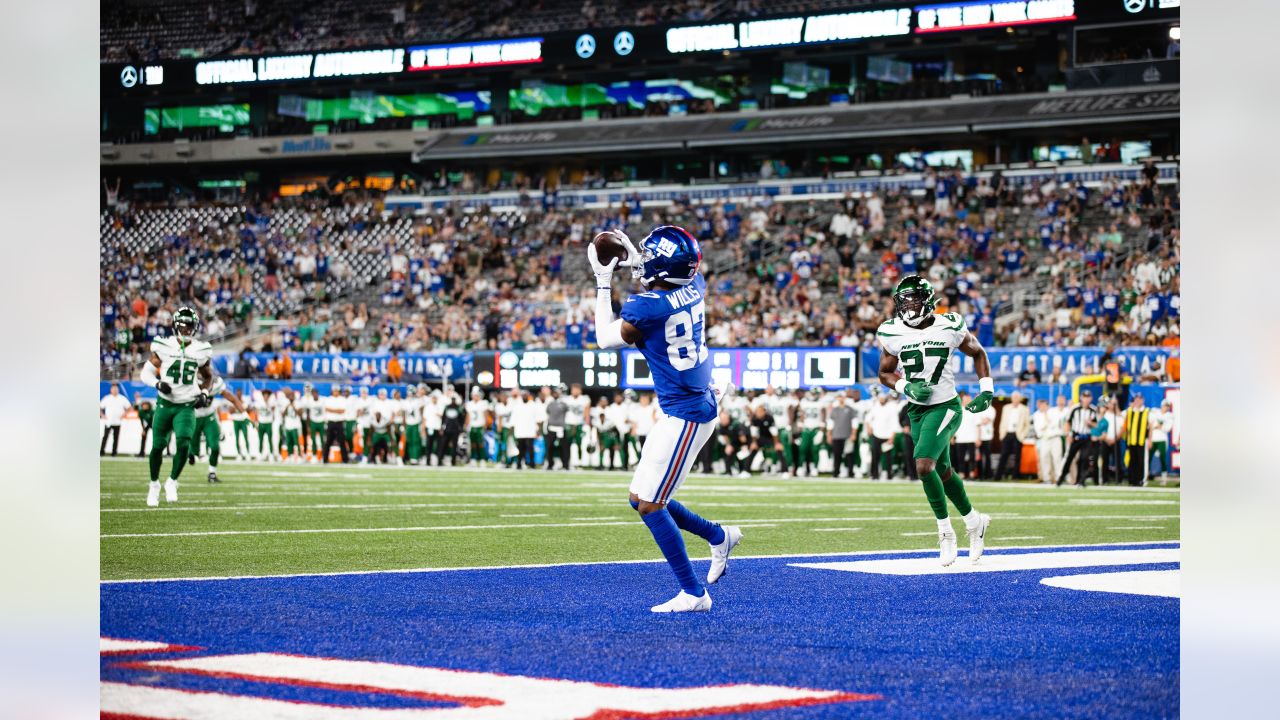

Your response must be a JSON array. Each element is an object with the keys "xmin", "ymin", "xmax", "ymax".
[
  {"xmin": 612, "ymin": 229, "xmax": 642, "ymax": 269},
  {"xmin": 587, "ymin": 242, "xmax": 619, "ymax": 290}
]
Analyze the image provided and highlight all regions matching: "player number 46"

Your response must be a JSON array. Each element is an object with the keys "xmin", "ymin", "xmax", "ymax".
[
  {"xmin": 165, "ymin": 359, "xmax": 198, "ymax": 385},
  {"xmin": 664, "ymin": 301, "xmax": 708, "ymax": 371},
  {"xmin": 900, "ymin": 348, "xmax": 949, "ymax": 384}
]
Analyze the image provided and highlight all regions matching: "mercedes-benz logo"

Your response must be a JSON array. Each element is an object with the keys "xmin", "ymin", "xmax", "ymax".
[
  {"xmin": 613, "ymin": 31, "xmax": 635, "ymax": 56},
  {"xmin": 1123, "ymin": 0, "xmax": 1147, "ymax": 13},
  {"xmin": 120, "ymin": 65, "xmax": 138, "ymax": 88},
  {"xmin": 575, "ymin": 33, "xmax": 596, "ymax": 59}
]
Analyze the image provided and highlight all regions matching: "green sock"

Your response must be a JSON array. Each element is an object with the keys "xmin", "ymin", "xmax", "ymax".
[
  {"xmin": 920, "ymin": 469, "xmax": 949, "ymax": 520},
  {"xmin": 148, "ymin": 447, "xmax": 163, "ymax": 482},
  {"xmin": 942, "ymin": 470, "xmax": 973, "ymax": 516},
  {"xmin": 170, "ymin": 439, "xmax": 191, "ymax": 480},
  {"xmin": 209, "ymin": 448, "xmax": 219, "ymax": 468}
]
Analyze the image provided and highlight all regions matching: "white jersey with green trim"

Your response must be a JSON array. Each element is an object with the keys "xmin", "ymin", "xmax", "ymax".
[
  {"xmin": 564, "ymin": 395, "xmax": 590, "ymax": 426},
  {"xmin": 799, "ymin": 398, "xmax": 825, "ymax": 429},
  {"xmin": 466, "ymin": 400, "xmax": 489, "ymax": 429},
  {"xmin": 150, "ymin": 336, "xmax": 212, "ymax": 405},
  {"xmin": 282, "ymin": 400, "xmax": 303, "ymax": 431},
  {"xmin": 404, "ymin": 397, "xmax": 424, "ymax": 425},
  {"xmin": 877, "ymin": 312, "xmax": 969, "ymax": 405},
  {"xmin": 193, "ymin": 376, "xmax": 227, "ymax": 419}
]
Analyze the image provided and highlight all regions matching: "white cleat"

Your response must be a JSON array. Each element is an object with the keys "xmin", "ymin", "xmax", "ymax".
[
  {"xmin": 146, "ymin": 481, "xmax": 160, "ymax": 507},
  {"xmin": 650, "ymin": 590, "xmax": 713, "ymax": 613},
  {"xmin": 163, "ymin": 478, "xmax": 179, "ymax": 503},
  {"xmin": 967, "ymin": 513, "xmax": 992, "ymax": 563},
  {"xmin": 939, "ymin": 528, "xmax": 958, "ymax": 567},
  {"xmin": 707, "ymin": 525, "xmax": 743, "ymax": 584}
]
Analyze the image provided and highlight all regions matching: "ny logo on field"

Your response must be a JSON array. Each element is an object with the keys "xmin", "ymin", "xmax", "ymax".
[{"xmin": 103, "ymin": 646, "xmax": 879, "ymax": 719}]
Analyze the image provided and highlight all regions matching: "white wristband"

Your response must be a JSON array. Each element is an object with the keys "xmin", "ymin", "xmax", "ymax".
[
  {"xmin": 894, "ymin": 378, "xmax": 908, "ymax": 394},
  {"xmin": 979, "ymin": 377, "xmax": 994, "ymax": 394}
]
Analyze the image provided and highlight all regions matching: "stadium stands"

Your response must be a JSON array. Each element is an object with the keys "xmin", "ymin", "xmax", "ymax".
[{"xmin": 99, "ymin": 162, "xmax": 1179, "ymax": 379}]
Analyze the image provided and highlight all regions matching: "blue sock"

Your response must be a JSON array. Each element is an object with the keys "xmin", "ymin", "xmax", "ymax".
[
  {"xmin": 641, "ymin": 509, "xmax": 704, "ymax": 597},
  {"xmin": 666, "ymin": 499, "xmax": 725, "ymax": 545}
]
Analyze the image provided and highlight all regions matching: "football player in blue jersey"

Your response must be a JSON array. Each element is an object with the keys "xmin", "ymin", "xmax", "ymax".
[{"xmin": 589, "ymin": 226, "xmax": 743, "ymax": 613}]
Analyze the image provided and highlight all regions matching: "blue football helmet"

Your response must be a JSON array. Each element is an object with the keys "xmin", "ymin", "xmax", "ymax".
[{"xmin": 634, "ymin": 225, "xmax": 701, "ymax": 288}]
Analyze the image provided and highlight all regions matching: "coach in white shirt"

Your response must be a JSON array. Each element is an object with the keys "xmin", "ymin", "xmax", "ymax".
[
  {"xmin": 866, "ymin": 394, "xmax": 900, "ymax": 480},
  {"xmin": 100, "ymin": 382, "xmax": 132, "ymax": 457}
]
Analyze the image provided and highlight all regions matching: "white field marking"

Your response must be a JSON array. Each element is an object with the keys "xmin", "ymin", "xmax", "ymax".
[
  {"xmin": 900, "ymin": 531, "xmax": 938, "ymax": 536},
  {"xmin": 103, "ymin": 653, "xmax": 867, "ymax": 720},
  {"xmin": 812, "ymin": 528, "xmax": 862, "ymax": 532},
  {"xmin": 1107, "ymin": 526, "xmax": 1166, "ymax": 530},
  {"xmin": 995, "ymin": 536, "xmax": 1046, "ymax": 541},
  {"xmin": 100, "ymin": 638, "xmax": 193, "ymax": 654},
  {"xmin": 571, "ymin": 516, "xmax": 624, "ymax": 521},
  {"xmin": 101, "ymin": 515, "xmax": 1179, "ymax": 540},
  {"xmin": 100, "ymin": 541, "xmax": 1179, "ymax": 585},
  {"xmin": 100, "ymin": 460, "xmax": 1183, "ymax": 491},
  {"xmin": 498, "ymin": 513, "xmax": 549, "ymax": 518},
  {"xmin": 1041, "ymin": 569, "xmax": 1180, "ymax": 598},
  {"xmin": 790, "ymin": 547, "xmax": 1180, "ymax": 576},
  {"xmin": 1069, "ymin": 499, "xmax": 1179, "ymax": 506},
  {"xmin": 102, "ymin": 504, "xmax": 490, "ymax": 513}
]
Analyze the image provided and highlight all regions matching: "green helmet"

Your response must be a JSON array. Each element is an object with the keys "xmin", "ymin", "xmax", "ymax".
[
  {"xmin": 173, "ymin": 306, "xmax": 200, "ymax": 341},
  {"xmin": 892, "ymin": 275, "xmax": 936, "ymax": 327}
]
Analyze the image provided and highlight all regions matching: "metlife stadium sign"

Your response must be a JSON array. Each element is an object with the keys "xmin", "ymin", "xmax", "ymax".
[{"xmin": 666, "ymin": 8, "xmax": 911, "ymax": 54}]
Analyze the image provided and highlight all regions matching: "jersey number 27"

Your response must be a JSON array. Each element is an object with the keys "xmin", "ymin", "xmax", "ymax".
[
  {"xmin": 900, "ymin": 348, "xmax": 949, "ymax": 384},
  {"xmin": 665, "ymin": 301, "xmax": 708, "ymax": 371}
]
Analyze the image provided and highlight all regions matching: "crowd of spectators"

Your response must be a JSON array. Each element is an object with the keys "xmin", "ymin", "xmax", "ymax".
[
  {"xmin": 102, "ymin": 0, "xmax": 750, "ymax": 63},
  {"xmin": 100, "ymin": 162, "xmax": 1178, "ymax": 380}
]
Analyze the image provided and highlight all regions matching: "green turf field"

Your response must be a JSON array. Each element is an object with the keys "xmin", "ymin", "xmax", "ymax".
[{"xmin": 100, "ymin": 458, "xmax": 1180, "ymax": 581}]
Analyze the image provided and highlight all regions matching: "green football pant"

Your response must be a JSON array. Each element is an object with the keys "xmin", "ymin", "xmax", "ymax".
[
  {"xmin": 149, "ymin": 399, "xmax": 195, "ymax": 483},
  {"xmin": 345, "ymin": 421, "xmax": 356, "ymax": 445},
  {"xmin": 905, "ymin": 397, "xmax": 971, "ymax": 520},
  {"xmin": 501, "ymin": 428, "xmax": 515, "ymax": 465},
  {"xmin": 1149, "ymin": 440, "xmax": 1169, "ymax": 474},
  {"xmin": 258, "ymin": 422, "xmax": 275, "ymax": 455},
  {"xmin": 469, "ymin": 427, "xmax": 485, "ymax": 461},
  {"xmin": 406, "ymin": 424, "xmax": 423, "ymax": 461},
  {"xmin": 363, "ymin": 428, "xmax": 374, "ymax": 458},
  {"xmin": 799, "ymin": 428, "xmax": 821, "ymax": 469},
  {"xmin": 233, "ymin": 419, "xmax": 250, "ymax": 456},
  {"xmin": 282, "ymin": 429, "xmax": 300, "ymax": 455},
  {"xmin": 371, "ymin": 431, "xmax": 391, "ymax": 460},
  {"xmin": 193, "ymin": 414, "xmax": 221, "ymax": 468}
]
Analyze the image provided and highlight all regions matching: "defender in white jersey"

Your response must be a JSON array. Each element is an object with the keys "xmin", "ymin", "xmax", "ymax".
[
  {"xmin": 139, "ymin": 306, "xmax": 214, "ymax": 506},
  {"xmin": 876, "ymin": 276, "xmax": 994, "ymax": 566}
]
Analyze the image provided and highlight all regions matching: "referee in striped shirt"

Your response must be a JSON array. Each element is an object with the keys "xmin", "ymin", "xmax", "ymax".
[
  {"xmin": 1121, "ymin": 394, "xmax": 1152, "ymax": 486},
  {"xmin": 1057, "ymin": 389, "xmax": 1099, "ymax": 487}
]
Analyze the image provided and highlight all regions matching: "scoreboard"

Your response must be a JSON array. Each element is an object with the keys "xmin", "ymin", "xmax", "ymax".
[
  {"xmin": 473, "ymin": 347, "xmax": 858, "ymax": 392},
  {"xmin": 473, "ymin": 350, "xmax": 624, "ymax": 390}
]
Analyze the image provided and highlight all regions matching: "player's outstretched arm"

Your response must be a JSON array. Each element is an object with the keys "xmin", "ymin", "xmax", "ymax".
[
  {"xmin": 589, "ymin": 243, "xmax": 641, "ymax": 349},
  {"xmin": 958, "ymin": 332, "xmax": 994, "ymax": 412}
]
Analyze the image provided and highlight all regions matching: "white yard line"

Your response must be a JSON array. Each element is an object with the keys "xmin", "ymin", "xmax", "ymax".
[
  {"xmin": 100, "ymin": 541, "xmax": 1180, "ymax": 585},
  {"xmin": 101, "ymin": 514, "xmax": 1179, "ymax": 540}
]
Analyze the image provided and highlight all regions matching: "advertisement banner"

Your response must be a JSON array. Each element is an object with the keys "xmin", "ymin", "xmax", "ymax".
[{"xmin": 213, "ymin": 352, "xmax": 471, "ymax": 381}]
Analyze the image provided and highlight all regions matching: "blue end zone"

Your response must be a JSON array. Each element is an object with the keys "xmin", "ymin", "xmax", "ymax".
[{"xmin": 102, "ymin": 543, "xmax": 1179, "ymax": 718}]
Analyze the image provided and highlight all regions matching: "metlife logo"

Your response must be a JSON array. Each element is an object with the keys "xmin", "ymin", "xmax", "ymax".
[{"xmin": 1123, "ymin": 0, "xmax": 1179, "ymax": 12}]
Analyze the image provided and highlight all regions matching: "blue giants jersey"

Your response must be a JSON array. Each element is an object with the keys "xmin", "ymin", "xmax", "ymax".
[{"xmin": 621, "ymin": 273, "xmax": 716, "ymax": 423}]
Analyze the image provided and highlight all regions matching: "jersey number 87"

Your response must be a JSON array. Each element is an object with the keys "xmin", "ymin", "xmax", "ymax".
[{"xmin": 665, "ymin": 301, "xmax": 708, "ymax": 371}]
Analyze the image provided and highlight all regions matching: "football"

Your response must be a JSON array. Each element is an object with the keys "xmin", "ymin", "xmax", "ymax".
[{"xmin": 591, "ymin": 230, "xmax": 629, "ymax": 266}]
